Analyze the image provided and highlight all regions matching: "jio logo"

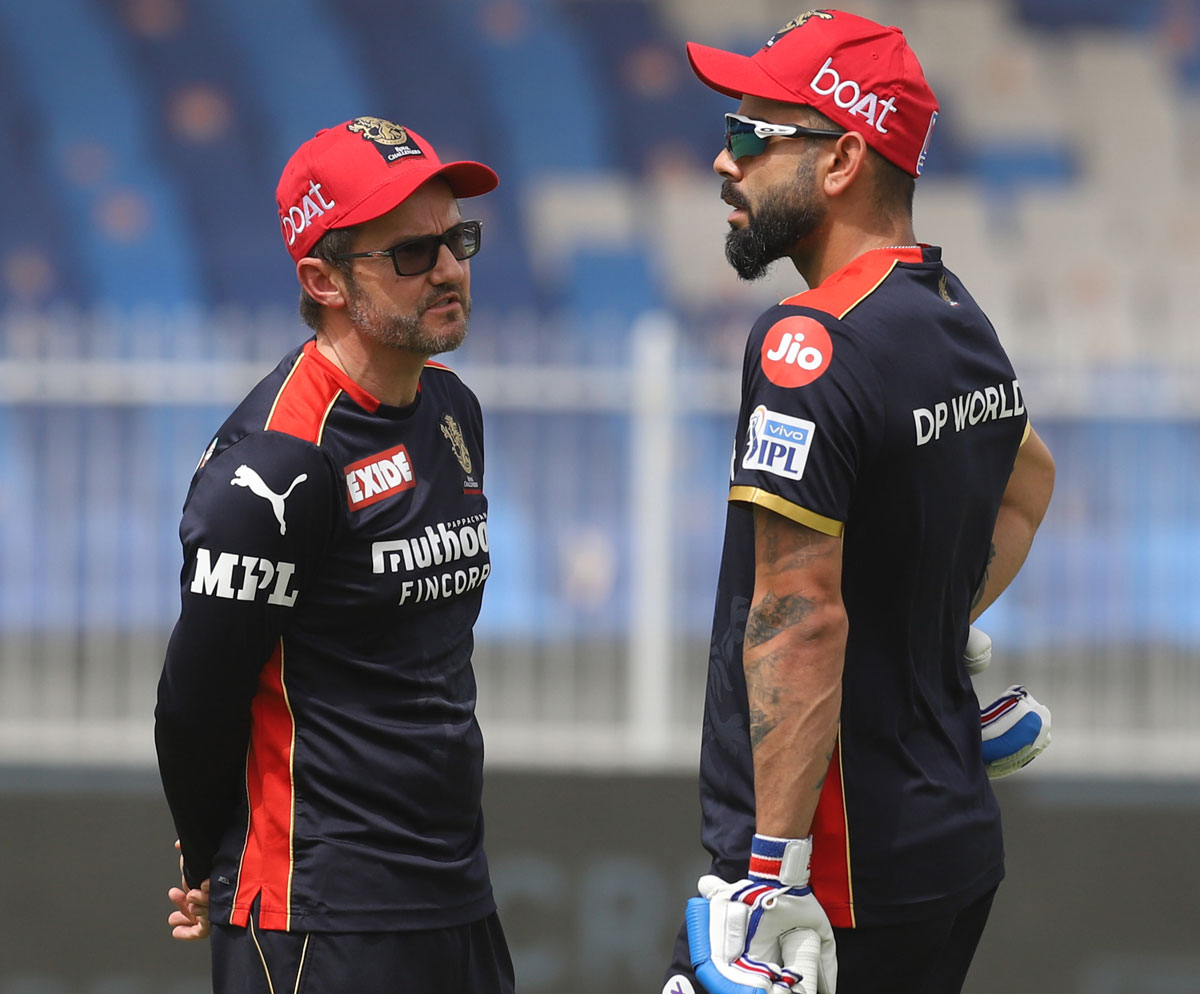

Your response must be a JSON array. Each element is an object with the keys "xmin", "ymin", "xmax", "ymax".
[{"xmin": 760, "ymin": 316, "xmax": 833, "ymax": 388}]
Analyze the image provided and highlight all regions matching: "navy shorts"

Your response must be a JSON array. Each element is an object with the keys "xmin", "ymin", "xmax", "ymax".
[
  {"xmin": 212, "ymin": 910, "xmax": 514, "ymax": 994},
  {"xmin": 664, "ymin": 885, "xmax": 996, "ymax": 994}
]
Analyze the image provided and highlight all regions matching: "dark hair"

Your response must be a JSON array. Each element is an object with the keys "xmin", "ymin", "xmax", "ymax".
[
  {"xmin": 298, "ymin": 226, "xmax": 357, "ymax": 331},
  {"xmin": 793, "ymin": 106, "xmax": 915, "ymax": 216}
]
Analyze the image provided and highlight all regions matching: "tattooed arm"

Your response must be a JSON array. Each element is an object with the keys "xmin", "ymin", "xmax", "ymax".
[
  {"xmin": 746, "ymin": 506, "xmax": 848, "ymax": 839},
  {"xmin": 969, "ymin": 427, "xmax": 1055, "ymax": 622}
]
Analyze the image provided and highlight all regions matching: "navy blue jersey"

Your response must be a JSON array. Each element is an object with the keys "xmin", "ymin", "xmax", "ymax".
[
  {"xmin": 700, "ymin": 246, "xmax": 1027, "ymax": 927},
  {"xmin": 156, "ymin": 340, "xmax": 495, "ymax": 932}
]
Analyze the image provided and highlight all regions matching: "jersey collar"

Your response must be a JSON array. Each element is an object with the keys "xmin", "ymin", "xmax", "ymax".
[
  {"xmin": 301, "ymin": 339, "xmax": 382, "ymax": 413},
  {"xmin": 780, "ymin": 244, "xmax": 938, "ymax": 319}
]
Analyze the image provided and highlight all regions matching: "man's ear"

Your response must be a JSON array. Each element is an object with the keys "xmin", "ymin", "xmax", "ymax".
[
  {"xmin": 297, "ymin": 258, "xmax": 349, "ymax": 310},
  {"xmin": 822, "ymin": 131, "xmax": 870, "ymax": 199}
]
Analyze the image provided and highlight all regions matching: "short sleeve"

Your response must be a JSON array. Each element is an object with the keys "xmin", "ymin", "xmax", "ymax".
[
  {"xmin": 730, "ymin": 306, "xmax": 884, "ymax": 535},
  {"xmin": 177, "ymin": 431, "xmax": 338, "ymax": 614}
]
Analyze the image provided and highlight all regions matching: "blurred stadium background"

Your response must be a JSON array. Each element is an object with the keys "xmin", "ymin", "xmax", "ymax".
[{"xmin": 0, "ymin": 0, "xmax": 1197, "ymax": 992}]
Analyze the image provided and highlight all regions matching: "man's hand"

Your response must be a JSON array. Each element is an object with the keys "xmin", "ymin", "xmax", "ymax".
[
  {"xmin": 168, "ymin": 839, "xmax": 211, "ymax": 941},
  {"xmin": 980, "ymin": 685, "xmax": 1052, "ymax": 779},
  {"xmin": 963, "ymin": 625, "xmax": 992, "ymax": 676},
  {"xmin": 685, "ymin": 836, "xmax": 836, "ymax": 994},
  {"xmin": 965, "ymin": 629, "xmax": 1053, "ymax": 778}
]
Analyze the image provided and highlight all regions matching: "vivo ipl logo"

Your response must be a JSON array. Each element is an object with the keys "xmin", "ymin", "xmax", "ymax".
[{"xmin": 743, "ymin": 405, "xmax": 816, "ymax": 482}]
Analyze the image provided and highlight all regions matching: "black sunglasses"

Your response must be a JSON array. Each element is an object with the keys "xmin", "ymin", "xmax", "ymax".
[
  {"xmin": 725, "ymin": 113, "xmax": 844, "ymax": 160},
  {"xmin": 330, "ymin": 219, "xmax": 483, "ymax": 277}
]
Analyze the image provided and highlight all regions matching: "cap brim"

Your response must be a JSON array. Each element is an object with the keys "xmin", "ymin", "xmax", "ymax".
[
  {"xmin": 337, "ymin": 160, "xmax": 499, "ymax": 230},
  {"xmin": 686, "ymin": 41, "xmax": 799, "ymax": 103},
  {"xmin": 437, "ymin": 160, "xmax": 500, "ymax": 199}
]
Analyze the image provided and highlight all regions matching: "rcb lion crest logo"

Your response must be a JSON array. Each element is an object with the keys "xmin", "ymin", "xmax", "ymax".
[
  {"xmin": 347, "ymin": 117, "xmax": 424, "ymax": 163},
  {"xmin": 765, "ymin": 9, "xmax": 834, "ymax": 47},
  {"xmin": 348, "ymin": 117, "xmax": 409, "ymax": 145},
  {"xmin": 440, "ymin": 414, "xmax": 473, "ymax": 475}
]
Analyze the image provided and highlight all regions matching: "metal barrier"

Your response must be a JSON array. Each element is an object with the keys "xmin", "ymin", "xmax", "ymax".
[{"xmin": 1, "ymin": 309, "xmax": 1198, "ymax": 773}]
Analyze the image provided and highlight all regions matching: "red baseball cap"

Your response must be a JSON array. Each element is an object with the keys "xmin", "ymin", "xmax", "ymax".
[
  {"xmin": 687, "ymin": 10, "xmax": 939, "ymax": 177},
  {"xmin": 276, "ymin": 117, "xmax": 499, "ymax": 261}
]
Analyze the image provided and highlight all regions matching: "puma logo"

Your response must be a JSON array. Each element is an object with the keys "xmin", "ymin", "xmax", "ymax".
[{"xmin": 231, "ymin": 465, "xmax": 308, "ymax": 535}]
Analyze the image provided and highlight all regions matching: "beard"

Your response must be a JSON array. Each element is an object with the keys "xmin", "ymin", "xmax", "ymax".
[
  {"xmin": 722, "ymin": 164, "xmax": 826, "ymax": 281},
  {"xmin": 344, "ymin": 279, "xmax": 472, "ymax": 356}
]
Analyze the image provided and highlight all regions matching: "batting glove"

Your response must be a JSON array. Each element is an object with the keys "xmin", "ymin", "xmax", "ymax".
[
  {"xmin": 963, "ymin": 625, "xmax": 992, "ymax": 676},
  {"xmin": 685, "ymin": 835, "xmax": 837, "ymax": 994},
  {"xmin": 980, "ymin": 685, "xmax": 1052, "ymax": 779}
]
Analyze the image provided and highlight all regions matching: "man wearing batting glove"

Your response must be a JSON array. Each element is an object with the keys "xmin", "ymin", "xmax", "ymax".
[
  {"xmin": 664, "ymin": 11, "xmax": 1055, "ymax": 994},
  {"xmin": 967, "ymin": 627, "xmax": 1053, "ymax": 780},
  {"xmin": 686, "ymin": 836, "xmax": 836, "ymax": 994}
]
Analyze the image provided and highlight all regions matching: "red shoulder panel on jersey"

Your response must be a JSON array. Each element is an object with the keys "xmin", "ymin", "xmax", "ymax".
[
  {"xmin": 810, "ymin": 733, "xmax": 855, "ymax": 928},
  {"xmin": 782, "ymin": 246, "xmax": 924, "ymax": 321},
  {"xmin": 230, "ymin": 640, "xmax": 296, "ymax": 930},
  {"xmin": 264, "ymin": 341, "xmax": 381, "ymax": 441}
]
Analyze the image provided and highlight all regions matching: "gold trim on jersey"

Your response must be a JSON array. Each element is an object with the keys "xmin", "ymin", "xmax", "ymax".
[
  {"xmin": 315, "ymin": 390, "xmax": 340, "ymax": 448},
  {"xmin": 423, "ymin": 358, "xmax": 463, "ymax": 380},
  {"xmin": 729, "ymin": 486, "xmax": 844, "ymax": 537},
  {"xmin": 779, "ymin": 259, "xmax": 904, "ymax": 321},
  {"xmin": 1020, "ymin": 419, "xmax": 1031, "ymax": 446},
  {"xmin": 231, "ymin": 751, "xmax": 255, "ymax": 926},
  {"xmin": 281, "ymin": 641, "xmax": 298, "ymax": 932},
  {"xmin": 837, "ymin": 727, "xmax": 856, "ymax": 927},
  {"xmin": 263, "ymin": 353, "xmax": 306, "ymax": 431},
  {"xmin": 839, "ymin": 260, "xmax": 902, "ymax": 319}
]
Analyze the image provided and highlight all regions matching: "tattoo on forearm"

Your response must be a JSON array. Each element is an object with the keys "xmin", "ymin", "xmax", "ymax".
[
  {"xmin": 744, "ymin": 590, "xmax": 817, "ymax": 648},
  {"xmin": 971, "ymin": 542, "xmax": 997, "ymax": 610},
  {"xmin": 745, "ymin": 508, "xmax": 843, "ymax": 758},
  {"xmin": 748, "ymin": 704, "xmax": 779, "ymax": 750},
  {"xmin": 757, "ymin": 508, "xmax": 838, "ymax": 576},
  {"xmin": 745, "ymin": 647, "xmax": 786, "ymax": 750}
]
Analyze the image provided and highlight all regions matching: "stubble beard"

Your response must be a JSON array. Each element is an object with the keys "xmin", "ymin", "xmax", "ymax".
[
  {"xmin": 345, "ymin": 280, "xmax": 472, "ymax": 357},
  {"xmin": 722, "ymin": 162, "xmax": 826, "ymax": 282}
]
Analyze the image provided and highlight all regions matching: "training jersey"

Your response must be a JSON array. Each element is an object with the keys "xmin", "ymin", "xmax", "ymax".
[
  {"xmin": 156, "ymin": 339, "xmax": 495, "ymax": 932},
  {"xmin": 700, "ymin": 246, "xmax": 1027, "ymax": 927}
]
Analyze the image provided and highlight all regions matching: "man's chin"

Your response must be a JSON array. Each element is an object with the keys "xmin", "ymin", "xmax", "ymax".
[
  {"xmin": 724, "ymin": 240, "xmax": 776, "ymax": 282},
  {"xmin": 416, "ymin": 321, "xmax": 469, "ymax": 357},
  {"xmin": 731, "ymin": 262, "xmax": 775, "ymax": 282}
]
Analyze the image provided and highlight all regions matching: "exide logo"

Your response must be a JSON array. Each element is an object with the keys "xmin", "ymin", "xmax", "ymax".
[{"xmin": 345, "ymin": 444, "xmax": 416, "ymax": 509}]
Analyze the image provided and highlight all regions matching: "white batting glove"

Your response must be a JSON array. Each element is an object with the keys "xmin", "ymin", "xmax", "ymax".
[
  {"xmin": 965, "ymin": 627, "xmax": 1053, "ymax": 777},
  {"xmin": 981, "ymin": 685, "xmax": 1052, "ymax": 779},
  {"xmin": 685, "ymin": 835, "xmax": 837, "ymax": 994}
]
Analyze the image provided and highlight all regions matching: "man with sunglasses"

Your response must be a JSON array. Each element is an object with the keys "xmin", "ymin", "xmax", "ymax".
[
  {"xmin": 155, "ymin": 118, "xmax": 515, "ymax": 994},
  {"xmin": 664, "ymin": 12, "xmax": 1055, "ymax": 994}
]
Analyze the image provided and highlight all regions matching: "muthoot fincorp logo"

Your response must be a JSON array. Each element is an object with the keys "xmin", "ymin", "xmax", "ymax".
[
  {"xmin": 371, "ymin": 514, "xmax": 491, "ymax": 606},
  {"xmin": 371, "ymin": 515, "xmax": 489, "ymax": 574}
]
